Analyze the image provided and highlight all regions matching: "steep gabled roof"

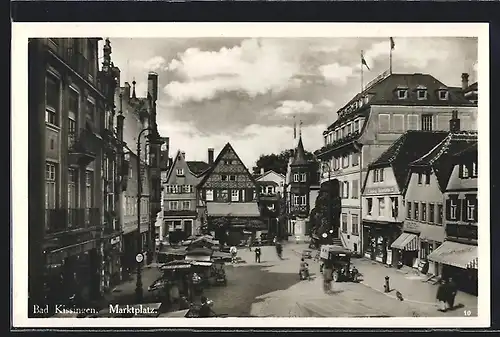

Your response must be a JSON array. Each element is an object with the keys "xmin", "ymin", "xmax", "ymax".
[
  {"xmin": 186, "ymin": 161, "xmax": 211, "ymax": 176},
  {"xmin": 291, "ymin": 136, "xmax": 308, "ymax": 166},
  {"xmin": 197, "ymin": 143, "xmax": 258, "ymax": 188},
  {"xmin": 368, "ymin": 130, "xmax": 448, "ymax": 191},
  {"xmin": 410, "ymin": 131, "xmax": 478, "ymax": 191},
  {"xmin": 255, "ymin": 170, "xmax": 286, "ymax": 181}
]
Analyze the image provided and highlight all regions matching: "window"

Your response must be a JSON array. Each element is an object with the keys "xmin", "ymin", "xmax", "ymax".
[
  {"xmin": 351, "ymin": 215, "xmax": 359, "ymax": 235},
  {"xmin": 68, "ymin": 168, "xmax": 79, "ymax": 208},
  {"xmin": 467, "ymin": 199, "xmax": 475, "ymax": 221},
  {"xmin": 343, "ymin": 181, "xmax": 350, "ymax": 199},
  {"xmin": 367, "ymin": 198, "xmax": 373, "ymax": 216},
  {"xmin": 324, "ymin": 135, "xmax": 328, "ymax": 145},
  {"xmin": 182, "ymin": 201, "xmax": 190, "ymax": 210},
  {"xmin": 342, "ymin": 126, "xmax": 347, "ymax": 138},
  {"xmin": 472, "ymin": 162, "xmax": 478, "ymax": 177},
  {"xmin": 68, "ymin": 115, "xmax": 77, "ymax": 147},
  {"xmin": 293, "ymin": 195, "xmax": 300, "ymax": 205},
  {"xmin": 378, "ymin": 114, "xmax": 390, "ymax": 132},
  {"xmin": 45, "ymin": 74, "xmax": 60, "ymax": 125},
  {"xmin": 352, "ymin": 152, "xmax": 359, "ymax": 166},
  {"xmin": 86, "ymin": 99, "xmax": 95, "ymax": 122},
  {"xmin": 334, "ymin": 158, "xmax": 340, "ymax": 170},
  {"xmin": 169, "ymin": 201, "xmax": 178, "ymax": 210},
  {"xmin": 342, "ymin": 155, "xmax": 349, "ymax": 168},
  {"xmin": 354, "ymin": 120, "xmax": 360, "ymax": 133},
  {"xmin": 397, "ymin": 89, "xmax": 408, "ymax": 99},
  {"xmin": 231, "ymin": 190, "xmax": 239, "ymax": 202},
  {"xmin": 342, "ymin": 213, "xmax": 348, "ymax": 233},
  {"xmin": 69, "ymin": 89, "xmax": 79, "ymax": 115},
  {"xmin": 413, "ymin": 202, "xmax": 419, "ymax": 220},
  {"xmin": 85, "ymin": 171, "xmax": 93, "ymax": 208},
  {"xmin": 425, "ymin": 173, "xmax": 431, "ymax": 185},
  {"xmin": 407, "ymin": 202, "xmax": 412, "ymax": 219},
  {"xmin": 335, "ymin": 130, "xmax": 340, "ymax": 140},
  {"xmin": 221, "ymin": 175, "xmax": 228, "ymax": 181},
  {"xmin": 267, "ymin": 186, "xmax": 274, "ymax": 194},
  {"xmin": 373, "ymin": 168, "xmax": 384, "ymax": 182},
  {"xmin": 418, "ymin": 173, "xmax": 423, "ymax": 185},
  {"xmin": 407, "ymin": 115, "xmax": 418, "ymax": 130},
  {"xmin": 293, "ymin": 173, "xmax": 299, "ymax": 182},
  {"xmin": 392, "ymin": 114, "xmax": 405, "ymax": 132},
  {"xmin": 176, "ymin": 168, "xmax": 184, "ymax": 176},
  {"xmin": 421, "ymin": 203, "xmax": 427, "ymax": 222},
  {"xmin": 300, "ymin": 173, "xmax": 307, "ymax": 182},
  {"xmin": 417, "ymin": 89, "xmax": 428, "ymax": 100},
  {"xmin": 87, "ymin": 40, "xmax": 96, "ymax": 80},
  {"xmin": 378, "ymin": 198, "xmax": 385, "ymax": 217},
  {"xmin": 45, "ymin": 162, "xmax": 57, "ymax": 209},
  {"xmin": 182, "ymin": 185, "xmax": 193, "ymax": 193},
  {"xmin": 390, "ymin": 197, "xmax": 399, "ymax": 218},
  {"xmin": 352, "ymin": 180, "xmax": 359, "ymax": 199},
  {"xmin": 421, "ymin": 114, "xmax": 433, "ymax": 131},
  {"xmin": 439, "ymin": 90, "xmax": 449, "ymax": 100},
  {"xmin": 217, "ymin": 189, "xmax": 229, "ymax": 202},
  {"xmin": 206, "ymin": 190, "xmax": 214, "ymax": 201},
  {"xmin": 449, "ymin": 198, "xmax": 458, "ymax": 220},
  {"xmin": 379, "ymin": 168, "xmax": 384, "ymax": 182},
  {"xmin": 229, "ymin": 175, "xmax": 236, "ymax": 181}
]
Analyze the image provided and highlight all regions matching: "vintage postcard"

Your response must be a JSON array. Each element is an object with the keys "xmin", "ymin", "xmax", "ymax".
[{"xmin": 11, "ymin": 22, "xmax": 490, "ymax": 328}]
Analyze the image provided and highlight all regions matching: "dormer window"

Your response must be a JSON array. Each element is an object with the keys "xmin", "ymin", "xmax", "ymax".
[
  {"xmin": 439, "ymin": 90, "xmax": 449, "ymax": 100},
  {"xmin": 176, "ymin": 168, "xmax": 184, "ymax": 176},
  {"xmin": 417, "ymin": 87, "xmax": 428, "ymax": 100},
  {"xmin": 397, "ymin": 89, "xmax": 408, "ymax": 99}
]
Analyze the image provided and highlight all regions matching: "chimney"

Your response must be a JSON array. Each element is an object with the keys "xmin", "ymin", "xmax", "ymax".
[
  {"xmin": 450, "ymin": 110, "xmax": 461, "ymax": 133},
  {"xmin": 123, "ymin": 82, "xmax": 131, "ymax": 100},
  {"xmin": 461, "ymin": 73, "xmax": 469, "ymax": 91},
  {"xmin": 148, "ymin": 71, "xmax": 159, "ymax": 102},
  {"xmin": 208, "ymin": 148, "xmax": 214, "ymax": 164},
  {"xmin": 260, "ymin": 168, "xmax": 265, "ymax": 175}
]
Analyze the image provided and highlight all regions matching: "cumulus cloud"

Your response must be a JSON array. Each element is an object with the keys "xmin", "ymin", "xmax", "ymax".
[
  {"xmin": 319, "ymin": 63, "xmax": 356, "ymax": 85},
  {"xmin": 164, "ymin": 39, "xmax": 300, "ymax": 105},
  {"xmin": 318, "ymin": 99, "xmax": 335, "ymax": 108},
  {"xmin": 275, "ymin": 100, "xmax": 314, "ymax": 115},
  {"xmin": 132, "ymin": 56, "xmax": 168, "ymax": 72}
]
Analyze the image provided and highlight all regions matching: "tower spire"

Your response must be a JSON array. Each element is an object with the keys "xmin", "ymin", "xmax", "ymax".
[
  {"xmin": 299, "ymin": 120, "xmax": 303, "ymax": 138},
  {"xmin": 132, "ymin": 78, "xmax": 137, "ymax": 99}
]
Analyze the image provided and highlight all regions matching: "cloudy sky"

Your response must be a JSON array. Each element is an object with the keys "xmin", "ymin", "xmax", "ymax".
[{"xmin": 102, "ymin": 37, "xmax": 477, "ymax": 168}]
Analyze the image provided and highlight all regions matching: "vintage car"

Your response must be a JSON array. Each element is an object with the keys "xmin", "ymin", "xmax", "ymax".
[{"xmin": 319, "ymin": 245, "xmax": 359, "ymax": 282}]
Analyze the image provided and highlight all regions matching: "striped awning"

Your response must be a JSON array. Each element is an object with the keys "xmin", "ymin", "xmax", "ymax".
[
  {"xmin": 427, "ymin": 241, "xmax": 477, "ymax": 270},
  {"xmin": 390, "ymin": 233, "xmax": 418, "ymax": 251}
]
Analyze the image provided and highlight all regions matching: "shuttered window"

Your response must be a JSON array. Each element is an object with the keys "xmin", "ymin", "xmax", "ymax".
[
  {"xmin": 391, "ymin": 114, "xmax": 405, "ymax": 132},
  {"xmin": 378, "ymin": 114, "xmax": 390, "ymax": 132},
  {"xmin": 407, "ymin": 114, "xmax": 419, "ymax": 130}
]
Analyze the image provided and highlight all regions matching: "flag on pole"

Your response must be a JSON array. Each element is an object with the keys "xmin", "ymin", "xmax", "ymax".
[
  {"xmin": 299, "ymin": 120, "xmax": 303, "ymax": 137},
  {"xmin": 390, "ymin": 37, "xmax": 395, "ymax": 50},
  {"xmin": 361, "ymin": 52, "xmax": 370, "ymax": 70},
  {"xmin": 293, "ymin": 115, "xmax": 297, "ymax": 139}
]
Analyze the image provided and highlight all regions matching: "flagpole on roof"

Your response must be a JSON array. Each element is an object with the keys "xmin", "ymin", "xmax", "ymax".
[
  {"xmin": 389, "ymin": 37, "xmax": 395, "ymax": 74},
  {"xmin": 360, "ymin": 50, "xmax": 364, "ymax": 92}
]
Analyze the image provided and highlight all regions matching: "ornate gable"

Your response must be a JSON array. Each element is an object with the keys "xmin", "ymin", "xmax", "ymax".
[{"xmin": 199, "ymin": 143, "xmax": 257, "ymax": 189}]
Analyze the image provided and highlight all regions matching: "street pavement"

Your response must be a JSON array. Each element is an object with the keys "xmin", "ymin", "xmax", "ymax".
[{"xmin": 93, "ymin": 243, "xmax": 478, "ymax": 318}]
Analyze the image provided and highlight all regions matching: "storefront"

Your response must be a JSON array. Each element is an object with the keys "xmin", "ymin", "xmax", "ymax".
[
  {"xmin": 398, "ymin": 219, "xmax": 445, "ymax": 275},
  {"xmin": 102, "ymin": 235, "xmax": 122, "ymax": 290},
  {"xmin": 390, "ymin": 232, "xmax": 419, "ymax": 268},
  {"xmin": 427, "ymin": 240, "xmax": 478, "ymax": 295},
  {"xmin": 121, "ymin": 228, "xmax": 137, "ymax": 278},
  {"xmin": 363, "ymin": 221, "xmax": 402, "ymax": 266}
]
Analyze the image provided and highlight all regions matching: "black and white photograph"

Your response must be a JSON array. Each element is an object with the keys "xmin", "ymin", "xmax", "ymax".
[{"xmin": 12, "ymin": 23, "xmax": 489, "ymax": 328}]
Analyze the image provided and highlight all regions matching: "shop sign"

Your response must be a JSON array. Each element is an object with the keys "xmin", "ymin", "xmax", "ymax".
[
  {"xmin": 364, "ymin": 186, "xmax": 398, "ymax": 196},
  {"xmin": 404, "ymin": 220, "xmax": 421, "ymax": 232},
  {"xmin": 110, "ymin": 236, "xmax": 120, "ymax": 245}
]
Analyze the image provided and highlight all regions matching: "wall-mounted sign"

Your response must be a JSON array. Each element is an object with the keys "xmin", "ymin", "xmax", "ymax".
[
  {"xmin": 363, "ymin": 186, "xmax": 398, "ymax": 196},
  {"xmin": 110, "ymin": 236, "xmax": 120, "ymax": 245},
  {"xmin": 404, "ymin": 220, "xmax": 421, "ymax": 233}
]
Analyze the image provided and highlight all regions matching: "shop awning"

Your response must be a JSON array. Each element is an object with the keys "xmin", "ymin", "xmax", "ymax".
[
  {"xmin": 390, "ymin": 233, "xmax": 418, "ymax": 251},
  {"xmin": 427, "ymin": 241, "xmax": 478, "ymax": 270}
]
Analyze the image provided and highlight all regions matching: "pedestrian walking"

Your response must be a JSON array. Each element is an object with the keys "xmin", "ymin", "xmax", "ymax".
[
  {"xmin": 447, "ymin": 277, "xmax": 458, "ymax": 310},
  {"xmin": 255, "ymin": 247, "xmax": 261, "ymax": 263},
  {"xmin": 248, "ymin": 238, "xmax": 252, "ymax": 251},
  {"xmin": 323, "ymin": 261, "xmax": 333, "ymax": 293},
  {"xmin": 230, "ymin": 245, "xmax": 238, "ymax": 264},
  {"xmin": 436, "ymin": 279, "xmax": 449, "ymax": 312}
]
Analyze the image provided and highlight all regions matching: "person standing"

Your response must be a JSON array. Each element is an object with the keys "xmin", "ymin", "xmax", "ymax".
[
  {"xmin": 436, "ymin": 279, "xmax": 449, "ymax": 312},
  {"xmin": 447, "ymin": 277, "xmax": 458, "ymax": 310},
  {"xmin": 230, "ymin": 245, "xmax": 238, "ymax": 264},
  {"xmin": 255, "ymin": 247, "xmax": 261, "ymax": 263}
]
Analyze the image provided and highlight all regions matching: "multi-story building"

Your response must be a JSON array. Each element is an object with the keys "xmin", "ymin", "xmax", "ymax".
[
  {"xmin": 425, "ymin": 128, "xmax": 478, "ymax": 294},
  {"xmin": 156, "ymin": 137, "xmax": 171, "ymax": 242},
  {"xmin": 402, "ymin": 114, "xmax": 477, "ymax": 280},
  {"xmin": 162, "ymin": 149, "xmax": 210, "ymax": 243},
  {"xmin": 197, "ymin": 143, "xmax": 263, "ymax": 246},
  {"xmin": 256, "ymin": 169, "xmax": 285, "ymax": 237},
  {"xmin": 461, "ymin": 72, "xmax": 478, "ymax": 105},
  {"xmin": 28, "ymin": 38, "xmax": 121, "ymax": 313},
  {"xmin": 315, "ymin": 71, "xmax": 478, "ymax": 254},
  {"xmin": 362, "ymin": 130, "xmax": 448, "ymax": 266}
]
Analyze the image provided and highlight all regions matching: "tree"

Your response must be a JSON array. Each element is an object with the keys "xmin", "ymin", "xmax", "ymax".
[
  {"xmin": 311, "ymin": 179, "xmax": 341, "ymax": 237},
  {"xmin": 252, "ymin": 149, "xmax": 315, "ymax": 175}
]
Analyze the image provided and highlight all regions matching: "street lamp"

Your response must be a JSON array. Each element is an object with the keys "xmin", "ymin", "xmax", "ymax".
[{"xmin": 135, "ymin": 126, "xmax": 153, "ymax": 303}]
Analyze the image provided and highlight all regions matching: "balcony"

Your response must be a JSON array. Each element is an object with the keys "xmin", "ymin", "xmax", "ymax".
[
  {"xmin": 315, "ymin": 131, "xmax": 360, "ymax": 159},
  {"xmin": 45, "ymin": 208, "xmax": 101, "ymax": 236},
  {"xmin": 68, "ymin": 128, "xmax": 98, "ymax": 166},
  {"xmin": 291, "ymin": 205, "xmax": 309, "ymax": 216},
  {"xmin": 446, "ymin": 223, "xmax": 478, "ymax": 242}
]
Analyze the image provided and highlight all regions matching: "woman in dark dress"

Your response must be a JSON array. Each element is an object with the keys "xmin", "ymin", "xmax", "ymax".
[{"xmin": 436, "ymin": 279, "xmax": 449, "ymax": 312}]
